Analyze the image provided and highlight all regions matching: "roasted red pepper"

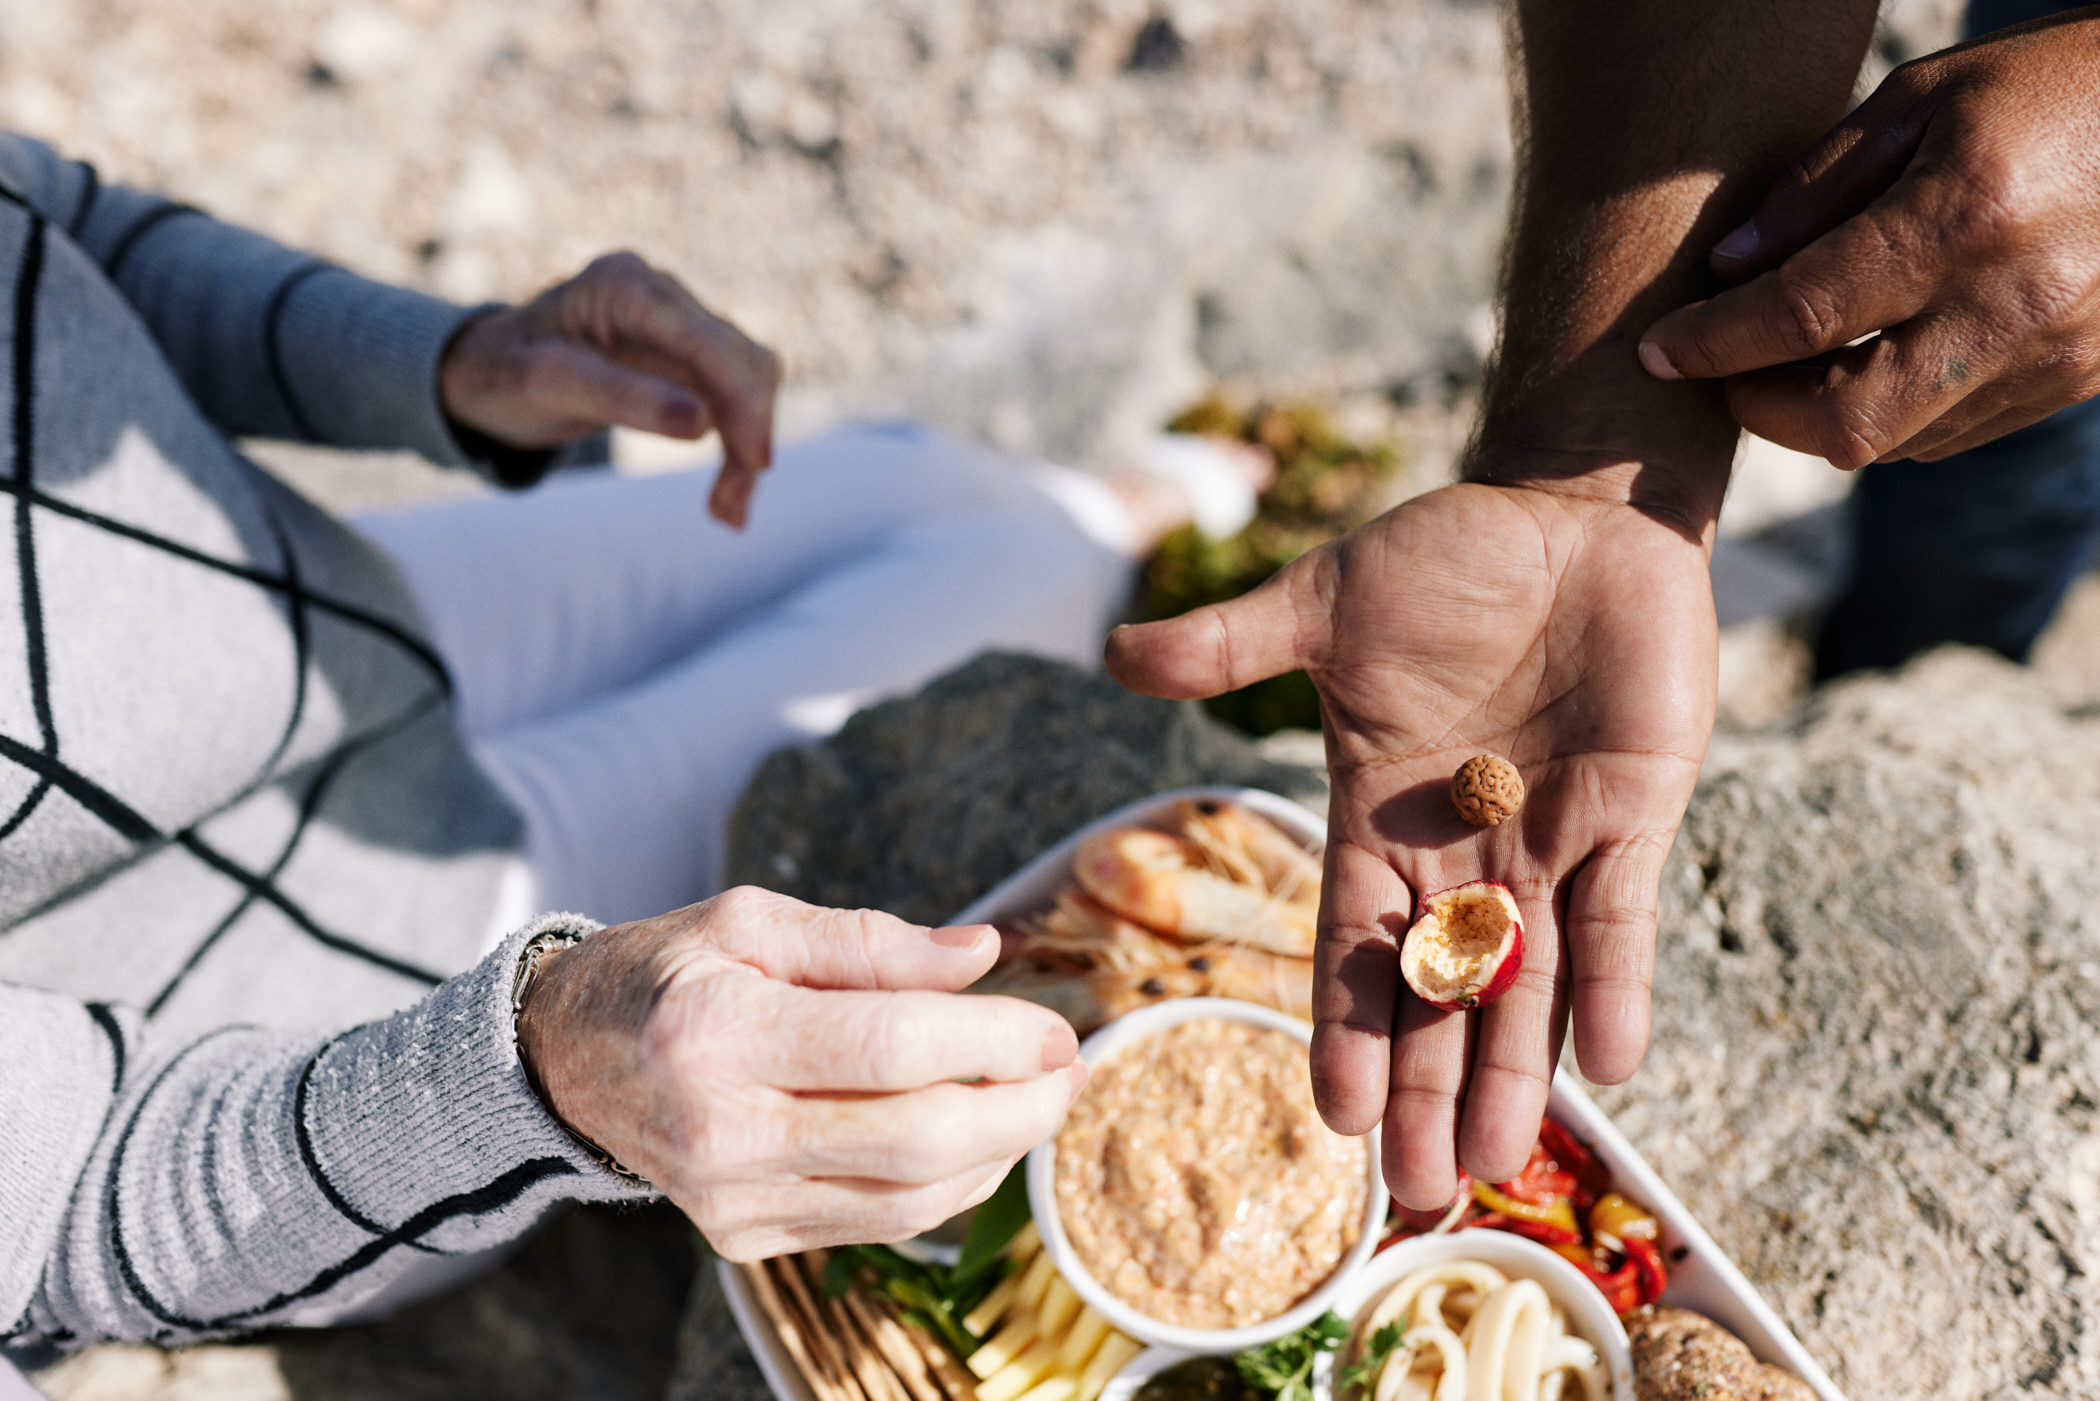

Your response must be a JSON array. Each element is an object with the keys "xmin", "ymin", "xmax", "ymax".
[
  {"xmin": 1623, "ymin": 1235, "xmax": 1669, "ymax": 1306},
  {"xmin": 1500, "ymin": 1142, "xmax": 1581, "ymax": 1207},
  {"xmin": 1551, "ymin": 1243, "xmax": 1645, "ymax": 1314},
  {"xmin": 1537, "ymin": 1117, "xmax": 1610, "ymax": 1207},
  {"xmin": 1551, "ymin": 1236, "xmax": 1670, "ymax": 1316}
]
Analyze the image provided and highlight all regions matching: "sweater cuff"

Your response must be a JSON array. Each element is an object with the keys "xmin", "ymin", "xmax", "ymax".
[{"xmin": 306, "ymin": 912, "xmax": 659, "ymax": 1216}]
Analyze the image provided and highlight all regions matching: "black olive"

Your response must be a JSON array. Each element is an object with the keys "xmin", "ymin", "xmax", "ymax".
[{"xmin": 1140, "ymin": 977, "xmax": 1167, "ymax": 996}]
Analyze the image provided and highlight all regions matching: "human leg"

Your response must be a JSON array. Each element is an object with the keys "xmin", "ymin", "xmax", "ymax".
[
  {"xmin": 1815, "ymin": 396, "xmax": 2100, "ymax": 677},
  {"xmin": 354, "ymin": 421, "xmax": 1096, "ymax": 737},
  {"xmin": 468, "ymin": 500, "xmax": 1131, "ymax": 924}
]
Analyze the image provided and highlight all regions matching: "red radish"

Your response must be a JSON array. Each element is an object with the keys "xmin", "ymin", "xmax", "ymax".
[{"xmin": 1400, "ymin": 880, "xmax": 1524, "ymax": 1011}]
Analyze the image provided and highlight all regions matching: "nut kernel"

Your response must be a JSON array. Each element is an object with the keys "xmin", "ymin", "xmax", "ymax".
[{"xmin": 1451, "ymin": 754, "xmax": 1525, "ymax": 827}]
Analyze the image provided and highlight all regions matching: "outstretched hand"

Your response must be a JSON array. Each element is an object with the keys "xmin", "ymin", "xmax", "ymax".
[
  {"xmin": 1637, "ymin": 12, "xmax": 2100, "ymax": 466},
  {"xmin": 1106, "ymin": 482, "xmax": 1715, "ymax": 1209},
  {"xmin": 439, "ymin": 251, "xmax": 783, "ymax": 527}
]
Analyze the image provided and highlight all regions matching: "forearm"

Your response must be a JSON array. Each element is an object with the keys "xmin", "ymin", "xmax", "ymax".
[
  {"xmin": 1472, "ymin": 0, "xmax": 1880, "ymax": 526},
  {"xmin": 25, "ymin": 917, "xmax": 650, "ymax": 1346}
]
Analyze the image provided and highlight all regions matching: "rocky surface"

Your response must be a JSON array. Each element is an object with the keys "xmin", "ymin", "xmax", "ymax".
[
  {"xmin": 1594, "ymin": 647, "xmax": 2100, "ymax": 1397},
  {"xmin": 723, "ymin": 651, "xmax": 1328, "ymax": 926}
]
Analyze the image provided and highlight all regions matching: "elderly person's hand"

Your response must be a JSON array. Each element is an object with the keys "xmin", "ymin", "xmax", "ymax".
[
  {"xmin": 1637, "ymin": 12, "xmax": 2100, "ymax": 465},
  {"xmin": 1105, "ymin": 481, "xmax": 1716, "ymax": 1208},
  {"xmin": 514, "ymin": 887, "xmax": 1084, "ymax": 1261},
  {"xmin": 439, "ymin": 251, "xmax": 783, "ymax": 528}
]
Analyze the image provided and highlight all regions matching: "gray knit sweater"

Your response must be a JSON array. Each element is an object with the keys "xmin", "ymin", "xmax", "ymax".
[{"xmin": 0, "ymin": 136, "xmax": 651, "ymax": 1353}]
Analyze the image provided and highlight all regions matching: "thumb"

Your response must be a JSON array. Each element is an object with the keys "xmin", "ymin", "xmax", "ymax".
[
  {"xmin": 1105, "ymin": 557, "xmax": 1325, "ymax": 700},
  {"xmin": 1705, "ymin": 80, "xmax": 1930, "ymax": 280},
  {"xmin": 706, "ymin": 888, "xmax": 1001, "ymax": 992}
]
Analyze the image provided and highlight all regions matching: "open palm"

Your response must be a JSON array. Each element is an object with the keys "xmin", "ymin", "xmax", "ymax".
[{"xmin": 1107, "ymin": 481, "xmax": 1716, "ymax": 1207}]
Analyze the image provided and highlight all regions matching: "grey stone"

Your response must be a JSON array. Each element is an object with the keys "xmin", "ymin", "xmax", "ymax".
[
  {"xmin": 723, "ymin": 651, "xmax": 1328, "ymax": 928},
  {"xmin": 1591, "ymin": 647, "xmax": 2100, "ymax": 1397}
]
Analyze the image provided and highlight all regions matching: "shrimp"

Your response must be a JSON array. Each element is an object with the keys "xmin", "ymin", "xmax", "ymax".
[
  {"xmin": 1168, "ymin": 798, "xmax": 1322, "ymax": 917},
  {"xmin": 975, "ymin": 944, "xmax": 1313, "ymax": 1033},
  {"xmin": 1072, "ymin": 826, "xmax": 1316, "ymax": 957},
  {"xmin": 1012, "ymin": 890, "xmax": 1187, "ymax": 973}
]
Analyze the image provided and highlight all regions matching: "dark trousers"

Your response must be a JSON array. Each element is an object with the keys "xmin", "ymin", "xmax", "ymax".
[{"xmin": 1815, "ymin": 0, "xmax": 2100, "ymax": 678}]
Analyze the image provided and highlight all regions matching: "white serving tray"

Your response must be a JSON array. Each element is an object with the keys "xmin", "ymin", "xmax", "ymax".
[{"xmin": 718, "ymin": 786, "xmax": 1846, "ymax": 1401}]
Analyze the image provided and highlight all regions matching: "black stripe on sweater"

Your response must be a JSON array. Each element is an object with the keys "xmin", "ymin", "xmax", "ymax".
[
  {"xmin": 0, "ymin": 211, "xmax": 51, "ymax": 843},
  {"xmin": 290, "ymin": 1034, "xmax": 442, "ymax": 1253},
  {"xmin": 83, "ymin": 1001, "xmax": 126, "ymax": 1096},
  {"xmin": 102, "ymin": 202, "xmax": 203, "ymax": 284},
  {"xmin": 263, "ymin": 261, "xmax": 331, "ymax": 441},
  {"xmin": 66, "ymin": 161, "xmax": 100, "ymax": 240},
  {"xmin": 0, "ymin": 474, "xmax": 451, "ymax": 693},
  {"xmin": 105, "ymin": 1026, "xmax": 256, "ymax": 1332},
  {"xmin": 115, "ymin": 1047, "xmax": 577, "ymax": 1339},
  {"xmin": 213, "ymin": 1157, "xmax": 580, "ymax": 1328},
  {"xmin": 0, "ymin": 729, "xmax": 159, "ymax": 842},
  {"xmin": 146, "ymin": 691, "xmax": 437, "ymax": 1015},
  {"xmin": 176, "ymin": 830, "xmax": 445, "ymax": 986}
]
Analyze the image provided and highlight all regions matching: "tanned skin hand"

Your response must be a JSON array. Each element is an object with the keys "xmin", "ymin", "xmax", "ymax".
[
  {"xmin": 439, "ymin": 251, "xmax": 783, "ymax": 528},
  {"xmin": 1639, "ymin": 11, "xmax": 2100, "ymax": 466},
  {"xmin": 1110, "ymin": 0, "xmax": 1879, "ymax": 1209}
]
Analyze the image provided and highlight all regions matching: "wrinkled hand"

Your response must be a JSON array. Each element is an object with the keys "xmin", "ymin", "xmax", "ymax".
[
  {"xmin": 439, "ymin": 251, "xmax": 783, "ymax": 527},
  {"xmin": 1106, "ymin": 483, "xmax": 1715, "ymax": 1209},
  {"xmin": 515, "ymin": 887, "xmax": 1085, "ymax": 1261},
  {"xmin": 1638, "ymin": 14, "xmax": 2100, "ymax": 465}
]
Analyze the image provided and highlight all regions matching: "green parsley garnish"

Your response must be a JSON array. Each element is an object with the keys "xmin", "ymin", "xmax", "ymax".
[
  {"xmin": 1233, "ymin": 1311, "xmax": 1352, "ymax": 1401},
  {"xmin": 1335, "ymin": 1317, "xmax": 1408, "ymax": 1399}
]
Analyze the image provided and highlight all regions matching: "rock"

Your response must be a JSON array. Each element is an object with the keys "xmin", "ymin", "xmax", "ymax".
[
  {"xmin": 1592, "ymin": 647, "xmax": 2100, "ymax": 1396},
  {"xmin": 723, "ymin": 651, "xmax": 1328, "ymax": 927}
]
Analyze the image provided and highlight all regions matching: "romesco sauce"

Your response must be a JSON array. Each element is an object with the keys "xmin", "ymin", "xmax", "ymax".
[{"xmin": 1053, "ymin": 1019, "xmax": 1368, "ymax": 1329}]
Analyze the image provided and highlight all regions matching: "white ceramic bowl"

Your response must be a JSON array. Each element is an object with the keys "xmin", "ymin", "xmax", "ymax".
[
  {"xmin": 1025, "ymin": 996, "xmax": 1387, "ymax": 1353},
  {"xmin": 1320, "ymin": 1229, "xmax": 1636, "ymax": 1400},
  {"xmin": 1096, "ymin": 1346, "xmax": 1198, "ymax": 1401}
]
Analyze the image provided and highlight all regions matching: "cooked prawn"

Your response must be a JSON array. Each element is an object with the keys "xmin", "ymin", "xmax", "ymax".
[{"xmin": 1071, "ymin": 826, "xmax": 1316, "ymax": 957}]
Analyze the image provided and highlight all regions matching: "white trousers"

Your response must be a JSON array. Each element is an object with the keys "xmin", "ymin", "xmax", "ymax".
[{"xmin": 356, "ymin": 421, "xmax": 1136, "ymax": 929}]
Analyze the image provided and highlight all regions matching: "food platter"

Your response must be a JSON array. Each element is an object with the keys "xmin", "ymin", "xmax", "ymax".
[{"xmin": 718, "ymin": 787, "xmax": 1847, "ymax": 1401}]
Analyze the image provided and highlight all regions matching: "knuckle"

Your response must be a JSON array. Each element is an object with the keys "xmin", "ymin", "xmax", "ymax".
[
  {"xmin": 1772, "ymin": 269, "xmax": 1843, "ymax": 355},
  {"xmin": 586, "ymin": 249, "xmax": 651, "ymax": 282},
  {"xmin": 1819, "ymin": 404, "xmax": 1887, "ymax": 471},
  {"xmin": 708, "ymin": 885, "xmax": 773, "ymax": 926}
]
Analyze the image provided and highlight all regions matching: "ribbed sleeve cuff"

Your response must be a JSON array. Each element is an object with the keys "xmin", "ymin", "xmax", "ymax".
[
  {"xmin": 273, "ymin": 268, "xmax": 485, "ymax": 469},
  {"xmin": 303, "ymin": 912, "xmax": 659, "ymax": 1222}
]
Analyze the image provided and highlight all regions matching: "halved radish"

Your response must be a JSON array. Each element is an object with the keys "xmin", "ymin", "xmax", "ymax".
[{"xmin": 1400, "ymin": 880, "xmax": 1524, "ymax": 1011}]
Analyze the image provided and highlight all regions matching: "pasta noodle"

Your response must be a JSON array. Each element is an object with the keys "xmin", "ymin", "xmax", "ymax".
[{"xmin": 1348, "ymin": 1261, "xmax": 1612, "ymax": 1401}]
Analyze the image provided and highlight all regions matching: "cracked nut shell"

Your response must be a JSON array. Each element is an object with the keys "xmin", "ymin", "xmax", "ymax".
[{"xmin": 1451, "ymin": 754, "xmax": 1525, "ymax": 827}]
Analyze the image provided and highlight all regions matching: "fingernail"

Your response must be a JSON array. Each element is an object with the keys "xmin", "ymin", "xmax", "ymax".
[
  {"xmin": 1637, "ymin": 340, "xmax": 1682, "ymax": 381},
  {"xmin": 930, "ymin": 923, "xmax": 990, "ymax": 948},
  {"xmin": 1713, "ymin": 221, "xmax": 1760, "ymax": 262},
  {"xmin": 1041, "ymin": 1021, "xmax": 1079, "ymax": 1071},
  {"xmin": 662, "ymin": 398, "xmax": 704, "ymax": 437},
  {"xmin": 1067, "ymin": 1059, "xmax": 1090, "ymax": 1101}
]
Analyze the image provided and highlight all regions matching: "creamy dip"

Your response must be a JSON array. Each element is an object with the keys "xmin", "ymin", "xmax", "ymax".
[{"xmin": 1053, "ymin": 1018, "xmax": 1369, "ymax": 1330}]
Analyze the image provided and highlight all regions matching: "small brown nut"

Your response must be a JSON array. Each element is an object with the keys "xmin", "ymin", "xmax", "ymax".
[{"xmin": 1451, "ymin": 754, "xmax": 1525, "ymax": 827}]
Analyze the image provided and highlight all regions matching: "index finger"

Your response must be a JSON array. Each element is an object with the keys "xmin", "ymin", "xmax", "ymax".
[
  {"xmin": 743, "ymin": 982, "xmax": 1081, "ymax": 1092},
  {"xmin": 1641, "ymin": 199, "xmax": 1942, "ymax": 383}
]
